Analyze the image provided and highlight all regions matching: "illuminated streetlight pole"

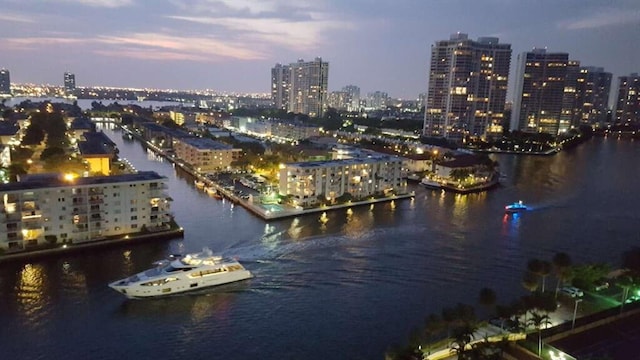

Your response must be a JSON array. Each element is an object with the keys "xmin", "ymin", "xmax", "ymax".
[{"xmin": 571, "ymin": 298, "xmax": 583, "ymax": 329}]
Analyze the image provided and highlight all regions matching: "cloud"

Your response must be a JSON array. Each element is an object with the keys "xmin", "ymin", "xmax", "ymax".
[
  {"xmin": 168, "ymin": 0, "xmax": 315, "ymax": 15},
  {"xmin": 1, "ymin": 37, "xmax": 88, "ymax": 51},
  {"xmin": 165, "ymin": 0, "xmax": 352, "ymax": 52},
  {"xmin": 0, "ymin": 33, "xmax": 265, "ymax": 61},
  {"xmin": 98, "ymin": 33, "xmax": 265, "ymax": 60},
  {"xmin": 167, "ymin": 15, "xmax": 352, "ymax": 51},
  {"xmin": 559, "ymin": 7, "xmax": 640, "ymax": 30},
  {"xmin": 0, "ymin": 13, "xmax": 34, "ymax": 23},
  {"xmin": 52, "ymin": 0, "xmax": 134, "ymax": 7}
]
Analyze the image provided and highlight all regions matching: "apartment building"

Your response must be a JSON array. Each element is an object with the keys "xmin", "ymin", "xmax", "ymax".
[
  {"xmin": 278, "ymin": 154, "xmax": 406, "ymax": 207},
  {"xmin": 424, "ymin": 33, "xmax": 512, "ymax": 139},
  {"xmin": 172, "ymin": 137, "xmax": 241, "ymax": 172},
  {"xmin": 0, "ymin": 171, "xmax": 173, "ymax": 253}
]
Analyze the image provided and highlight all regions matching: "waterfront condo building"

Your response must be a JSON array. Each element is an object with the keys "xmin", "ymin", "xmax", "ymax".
[
  {"xmin": 0, "ymin": 69, "xmax": 10, "ymax": 96},
  {"xmin": 0, "ymin": 172, "xmax": 173, "ymax": 253},
  {"xmin": 172, "ymin": 137, "xmax": 241, "ymax": 172},
  {"xmin": 511, "ymin": 49, "xmax": 584, "ymax": 135},
  {"xmin": 423, "ymin": 33, "xmax": 512, "ymax": 140},
  {"xmin": 577, "ymin": 67, "xmax": 612, "ymax": 126},
  {"xmin": 64, "ymin": 72, "xmax": 76, "ymax": 95},
  {"xmin": 272, "ymin": 58, "xmax": 329, "ymax": 118},
  {"xmin": 278, "ymin": 153, "xmax": 406, "ymax": 208},
  {"xmin": 614, "ymin": 73, "xmax": 640, "ymax": 124}
]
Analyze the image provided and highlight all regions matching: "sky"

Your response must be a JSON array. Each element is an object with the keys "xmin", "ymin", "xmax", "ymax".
[{"xmin": 1, "ymin": 0, "xmax": 639, "ymax": 99}]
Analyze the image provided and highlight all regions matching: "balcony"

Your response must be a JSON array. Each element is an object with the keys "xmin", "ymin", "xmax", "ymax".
[
  {"xmin": 22, "ymin": 221, "xmax": 43, "ymax": 230},
  {"xmin": 0, "ymin": 213, "xmax": 22, "ymax": 223},
  {"xmin": 88, "ymin": 197, "xmax": 104, "ymax": 205},
  {"xmin": 73, "ymin": 225, "xmax": 89, "ymax": 233}
]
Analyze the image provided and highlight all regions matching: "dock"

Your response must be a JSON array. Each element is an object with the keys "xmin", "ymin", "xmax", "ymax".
[{"xmin": 120, "ymin": 125, "xmax": 415, "ymax": 221}]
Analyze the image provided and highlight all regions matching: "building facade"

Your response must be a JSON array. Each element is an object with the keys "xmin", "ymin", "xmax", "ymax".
[
  {"xmin": 343, "ymin": 85, "xmax": 361, "ymax": 112},
  {"xmin": 577, "ymin": 67, "xmax": 612, "ymax": 126},
  {"xmin": 0, "ymin": 69, "xmax": 10, "ymax": 96},
  {"xmin": 278, "ymin": 154, "xmax": 406, "ymax": 208},
  {"xmin": 367, "ymin": 91, "xmax": 389, "ymax": 110},
  {"xmin": 327, "ymin": 91, "xmax": 350, "ymax": 111},
  {"xmin": 172, "ymin": 137, "xmax": 241, "ymax": 172},
  {"xmin": 271, "ymin": 63, "xmax": 290, "ymax": 110},
  {"xmin": 0, "ymin": 172, "xmax": 173, "ymax": 252},
  {"xmin": 615, "ymin": 73, "xmax": 640, "ymax": 124},
  {"xmin": 423, "ymin": 33, "xmax": 512, "ymax": 140},
  {"xmin": 287, "ymin": 58, "xmax": 329, "ymax": 118},
  {"xmin": 511, "ymin": 49, "xmax": 576, "ymax": 135},
  {"xmin": 64, "ymin": 72, "xmax": 76, "ymax": 95}
]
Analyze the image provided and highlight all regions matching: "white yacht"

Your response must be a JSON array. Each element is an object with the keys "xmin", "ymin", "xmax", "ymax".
[
  {"xmin": 109, "ymin": 248, "xmax": 253, "ymax": 299},
  {"xmin": 420, "ymin": 177, "xmax": 442, "ymax": 189}
]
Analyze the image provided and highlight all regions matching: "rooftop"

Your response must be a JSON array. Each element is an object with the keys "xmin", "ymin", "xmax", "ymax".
[{"xmin": 1, "ymin": 171, "xmax": 165, "ymax": 192}]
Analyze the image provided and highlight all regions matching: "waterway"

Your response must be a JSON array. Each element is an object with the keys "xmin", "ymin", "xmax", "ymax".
[
  {"xmin": 0, "ymin": 126, "xmax": 638, "ymax": 359},
  {"xmin": 5, "ymin": 96, "xmax": 189, "ymax": 110}
]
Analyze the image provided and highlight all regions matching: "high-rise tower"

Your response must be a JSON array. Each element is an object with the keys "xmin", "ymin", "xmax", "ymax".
[
  {"xmin": 64, "ymin": 72, "xmax": 76, "ymax": 95},
  {"xmin": 577, "ymin": 67, "xmax": 612, "ymax": 126},
  {"xmin": 614, "ymin": 73, "xmax": 640, "ymax": 124},
  {"xmin": 511, "ymin": 49, "xmax": 579, "ymax": 135},
  {"xmin": 288, "ymin": 58, "xmax": 329, "ymax": 118},
  {"xmin": 271, "ymin": 64, "xmax": 290, "ymax": 110},
  {"xmin": 0, "ymin": 69, "xmax": 10, "ymax": 96},
  {"xmin": 423, "ymin": 33, "xmax": 512, "ymax": 140}
]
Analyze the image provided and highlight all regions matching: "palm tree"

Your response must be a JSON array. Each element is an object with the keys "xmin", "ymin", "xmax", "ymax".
[
  {"xmin": 617, "ymin": 274, "xmax": 638, "ymax": 313},
  {"xmin": 527, "ymin": 258, "xmax": 544, "ymax": 289},
  {"xmin": 552, "ymin": 252, "xmax": 572, "ymax": 297},
  {"xmin": 539, "ymin": 261, "xmax": 552, "ymax": 292},
  {"xmin": 450, "ymin": 322, "xmax": 477, "ymax": 359},
  {"xmin": 423, "ymin": 313, "xmax": 444, "ymax": 355},
  {"xmin": 478, "ymin": 287, "xmax": 497, "ymax": 318},
  {"xmin": 528, "ymin": 312, "xmax": 551, "ymax": 356},
  {"xmin": 522, "ymin": 271, "xmax": 539, "ymax": 293}
]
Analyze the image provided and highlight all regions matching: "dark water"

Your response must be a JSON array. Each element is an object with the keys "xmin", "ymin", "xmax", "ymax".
[{"xmin": 1, "ymin": 126, "xmax": 638, "ymax": 360}]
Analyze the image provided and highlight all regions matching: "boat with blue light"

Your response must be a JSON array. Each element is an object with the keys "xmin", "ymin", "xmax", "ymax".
[{"xmin": 505, "ymin": 201, "xmax": 527, "ymax": 213}]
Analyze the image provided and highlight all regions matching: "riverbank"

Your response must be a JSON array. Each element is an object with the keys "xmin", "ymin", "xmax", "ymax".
[
  {"xmin": 121, "ymin": 124, "xmax": 415, "ymax": 221},
  {"xmin": 470, "ymin": 147, "xmax": 559, "ymax": 156},
  {"xmin": 0, "ymin": 227, "xmax": 184, "ymax": 263}
]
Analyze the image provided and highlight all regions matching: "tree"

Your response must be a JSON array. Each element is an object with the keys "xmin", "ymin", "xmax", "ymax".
[
  {"xmin": 617, "ymin": 274, "xmax": 639, "ymax": 313},
  {"xmin": 321, "ymin": 108, "xmax": 343, "ymax": 131},
  {"xmin": 423, "ymin": 313, "xmax": 444, "ymax": 354},
  {"xmin": 571, "ymin": 263, "xmax": 610, "ymax": 290},
  {"xmin": 528, "ymin": 312, "xmax": 551, "ymax": 356},
  {"xmin": 7, "ymin": 163, "xmax": 27, "ymax": 181},
  {"xmin": 478, "ymin": 287, "xmax": 497, "ymax": 318},
  {"xmin": 522, "ymin": 271, "xmax": 539, "ymax": 293},
  {"xmin": 622, "ymin": 247, "xmax": 640, "ymax": 275},
  {"xmin": 539, "ymin": 261, "xmax": 552, "ymax": 292},
  {"xmin": 450, "ymin": 322, "xmax": 477, "ymax": 359},
  {"xmin": 21, "ymin": 122, "xmax": 45, "ymax": 145},
  {"xmin": 552, "ymin": 252, "xmax": 572, "ymax": 297},
  {"xmin": 40, "ymin": 147, "xmax": 66, "ymax": 161}
]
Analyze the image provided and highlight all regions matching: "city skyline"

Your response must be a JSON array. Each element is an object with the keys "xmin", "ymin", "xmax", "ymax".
[{"xmin": 0, "ymin": 0, "xmax": 639, "ymax": 99}]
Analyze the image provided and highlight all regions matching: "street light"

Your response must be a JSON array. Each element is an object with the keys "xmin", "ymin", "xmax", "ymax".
[{"xmin": 571, "ymin": 298, "xmax": 583, "ymax": 329}]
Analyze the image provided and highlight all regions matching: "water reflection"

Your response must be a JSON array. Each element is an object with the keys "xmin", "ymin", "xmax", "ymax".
[
  {"xmin": 287, "ymin": 218, "xmax": 302, "ymax": 240},
  {"xmin": 501, "ymin": 213, "xmax": 521, "ymax": 237},
  {"xmin": 17, "ymin": 264, "xmax": 47, "ymax": 321}
]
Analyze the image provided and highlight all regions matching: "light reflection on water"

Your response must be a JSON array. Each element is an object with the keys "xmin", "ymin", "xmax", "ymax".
[
  {"xmin": 1, "ymin": 129, "xmax": 639, "ymax": 360},
  {"xmin": 17, "ymin": 264, "xmax": 47, "ymax": 317}
]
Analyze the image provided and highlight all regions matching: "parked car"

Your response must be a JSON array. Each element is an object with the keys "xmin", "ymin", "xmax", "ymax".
[
  {"xmin": 561, "ymin": 286, "xmax": 584, "ymax": 298},
  {"xmin": 594, "ymin": 280, "xmax": 609, "ymax": 291}
]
